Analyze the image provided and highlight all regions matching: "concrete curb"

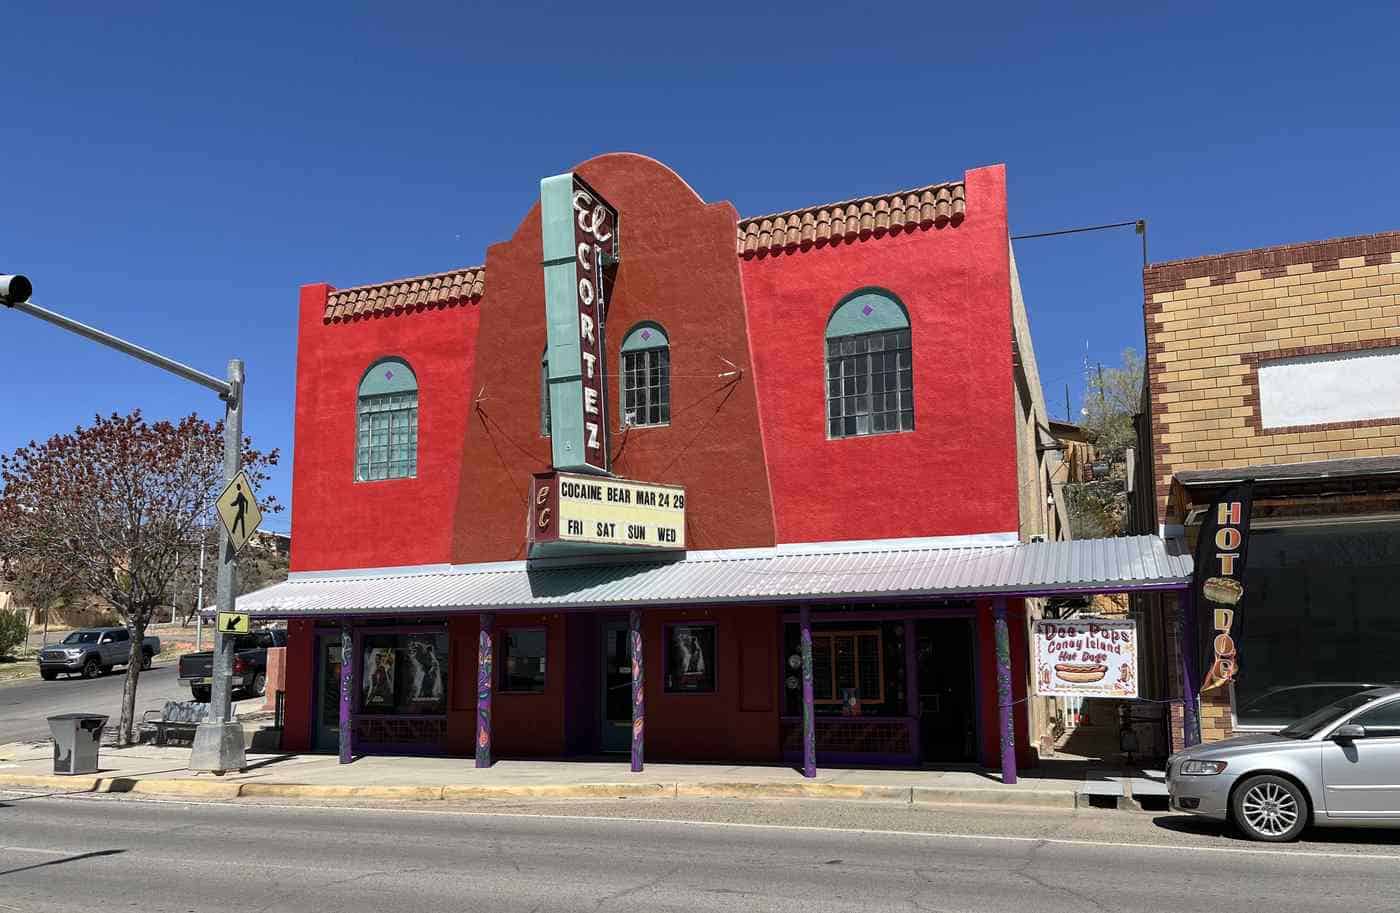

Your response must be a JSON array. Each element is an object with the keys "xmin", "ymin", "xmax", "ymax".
[{"xmin": 0, "ymin": 772, "xmax": 1098, "ymax": 810}]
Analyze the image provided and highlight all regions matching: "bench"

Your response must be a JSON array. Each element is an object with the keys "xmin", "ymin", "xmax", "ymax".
[{"xmin": 141, "ymin": 701, "xmax": 211, "ymax": 746}]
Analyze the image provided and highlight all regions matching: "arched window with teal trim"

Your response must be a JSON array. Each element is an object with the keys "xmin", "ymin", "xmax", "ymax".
[
  {"xmin": 620, "ymin": 322, "xmax": 670, "ymax": 427},
  {"xmin": 356, "ymin": 357, "xmax": 418, "ymax": 481},
  {"xmin": 825, "ymin": 289, "xmax": 913, "ymax": 438}
]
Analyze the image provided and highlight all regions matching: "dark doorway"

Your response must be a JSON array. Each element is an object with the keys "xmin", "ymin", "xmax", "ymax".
[
  {"xmin": 915, "ymin": 618, "xmax": 976, "ymax": 763},
  {"xmin": 600, "ymin": 621, "xmax": 631, "ymax": 753},
  {"xmin": 313, "ymin": 631, "xmax": 343, "ymax": 754}
]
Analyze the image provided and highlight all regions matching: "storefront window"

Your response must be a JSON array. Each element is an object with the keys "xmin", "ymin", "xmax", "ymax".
[
  {"xmin": 500, "ymin": 628, "xmax": 547, "ymax": 692},
  {"xmin": 783, "ymin": 620, "xmax": 906, "ymax": 717},
  {"xmin": 665, "ymin": 624, "xmax": 716, "ymax": 692},
  {"xmin": 1233, "ymin": 520, "xmax": 1400, "ymax": 728},
  {"xmin": 359, "ymin": 632, "xmax": 447, "ymax": 715}
]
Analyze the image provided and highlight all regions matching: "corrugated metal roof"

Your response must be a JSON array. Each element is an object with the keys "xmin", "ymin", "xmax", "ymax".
[{"xmin": 236, "ymin": 536, "xmax": 1192, "ymax": 618}]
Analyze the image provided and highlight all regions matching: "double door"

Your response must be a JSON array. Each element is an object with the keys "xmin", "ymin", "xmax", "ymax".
[
  {"xmin": 314, "ymin": 632, "xmax": 342, "ymax": 753},
  {"xmin": 601, "ymin": 621, "xmax": 632, "ymax": 753}
]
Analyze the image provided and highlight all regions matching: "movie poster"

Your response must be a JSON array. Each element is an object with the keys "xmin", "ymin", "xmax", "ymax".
[
  {"xmin": 666, "ymin": 625, "xmax": 716, "ymax": 692},
  {"xmin": 406, "ymin": 637, "xmax": 444, "ymax": 703},
  {"xmin": 362, "ymin": 647, "xmax": 396, "ymax": 708}
]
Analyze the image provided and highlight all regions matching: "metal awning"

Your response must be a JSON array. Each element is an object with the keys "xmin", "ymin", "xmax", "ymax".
[{"xmin": 235, "ymin": 535, "xmax": 1192, "ymax": 619}]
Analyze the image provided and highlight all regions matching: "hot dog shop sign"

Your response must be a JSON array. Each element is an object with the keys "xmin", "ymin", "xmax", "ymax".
[{"xmin": 1033, "ymin": 619, "xmax": 1139, "ymax": 698}]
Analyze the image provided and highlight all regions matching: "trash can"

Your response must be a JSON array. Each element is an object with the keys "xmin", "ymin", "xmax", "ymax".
[{"xmin": 48, "ymin": 713, "xmax": 108, "ymax": 776}]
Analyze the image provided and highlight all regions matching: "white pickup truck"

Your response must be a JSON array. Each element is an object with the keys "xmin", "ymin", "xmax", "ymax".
[{"xmin": 37, "ymin": 627, "xmax": 162, "ymax": 680}]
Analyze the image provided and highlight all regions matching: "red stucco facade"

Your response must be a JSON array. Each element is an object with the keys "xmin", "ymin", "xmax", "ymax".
[{"xmin": 281, "ymin": 153, "xmax": 1034, "ymax": 769}]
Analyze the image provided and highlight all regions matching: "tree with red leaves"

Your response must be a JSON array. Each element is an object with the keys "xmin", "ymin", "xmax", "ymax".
[{"xmin": 0, "ymin": 411, "xmax": 279, "ymax": 745}]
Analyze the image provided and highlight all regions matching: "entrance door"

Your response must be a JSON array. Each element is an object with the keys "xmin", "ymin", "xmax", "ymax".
[
  {"xmin": 915, "ymin": 619, "xmax": 976, "ymax": 763},
  {"xmin": 601, "ymin": 621, "xmax": 631, "ymax": 753},
  {"xmin": 314, "ymin": 632, "xmax": 343, "ymax": 753}
]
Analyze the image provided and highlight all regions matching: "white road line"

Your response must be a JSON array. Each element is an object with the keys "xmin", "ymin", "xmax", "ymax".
[{"xmin": 4, "ymin": 788, "xmax": 1399, "ymax": 863}]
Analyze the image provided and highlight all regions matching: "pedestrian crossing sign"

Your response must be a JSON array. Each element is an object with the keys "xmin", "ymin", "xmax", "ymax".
[
  {"xmin": 217, "ymin": 612, "xmax": 250, "ymax": 635},
  {"xmin": 215, "ymin": 470, "xmax": 263, "ymax": 555}
]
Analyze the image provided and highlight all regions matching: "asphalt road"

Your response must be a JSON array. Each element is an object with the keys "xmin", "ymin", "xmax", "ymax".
[
  {"xmin": 1, "ymin": 792, "xmax": 1397, "ymax": 912},
  {"xmin": 0, "ymin": 662, "xmax": 189, "ymax": 744}
]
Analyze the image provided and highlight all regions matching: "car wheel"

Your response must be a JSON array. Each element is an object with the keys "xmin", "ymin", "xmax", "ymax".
[
  {"xmin": 1232, "ymin": 775, "xmax": 1308, "ymax": 842},
  {"xmin": 192, "ymin": 685, "xmax": 211, "ymax": 703},
  {"xmin": 82, "ymin": 657, "xmax": 101, "ymax": 679},
  {"xmin": 40, "ymin": 669, "xmax": 57, "ymax": 681},
  {"xmin": 249, "ymin": 672, "xmax": 267, "ymax": 698},
  {"xmin": 141, "ymin": 652, "xmax": 153, "ymax": 671}
]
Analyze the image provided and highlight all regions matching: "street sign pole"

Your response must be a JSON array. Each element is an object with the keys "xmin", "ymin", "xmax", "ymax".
[
  {"xmin": 191, "ymin": 359, "xmax": 248, "ymax": 774},
  {"xmin": 3, "ymin": 279, "xmax": 249, "ymax": 772}
]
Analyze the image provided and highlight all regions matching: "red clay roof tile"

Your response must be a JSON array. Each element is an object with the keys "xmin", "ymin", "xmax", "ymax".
[{"xmin": 322, "ymin": 179, "xmax": 965, "ymax": 319}]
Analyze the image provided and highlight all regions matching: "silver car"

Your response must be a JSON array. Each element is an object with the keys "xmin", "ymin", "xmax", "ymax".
[{"xmin": 1167, "ymin": 687, "xmax": 1400, "ymax": 841}]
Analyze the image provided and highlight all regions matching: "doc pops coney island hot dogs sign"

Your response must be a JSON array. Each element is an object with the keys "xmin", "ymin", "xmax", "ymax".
[
  {"xmin": 1033, "ymin": 619, "xmax": 1139, "ymax": 698},
  {"xmin": 531, "ymin": 170, "xmax": 686, "ymax": 558}
]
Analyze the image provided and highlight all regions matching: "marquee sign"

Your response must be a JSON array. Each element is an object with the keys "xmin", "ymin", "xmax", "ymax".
[
  {"xmin": 1033, "ymin": 619, "xmax": 1139, "ymax": 698},
  {"xmin": 541, "ymin": 172, "xmax": 619, "ymax": 475},
  {"xmin": 529, "ymin": 470, "xmax": 686, "ymax": 556}
]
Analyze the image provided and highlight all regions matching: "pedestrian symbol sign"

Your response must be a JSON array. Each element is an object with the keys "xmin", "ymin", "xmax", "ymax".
[
  {"xmin": 215, "ymin": 470, "xmax": 263, "ymax": 555},
  {"xmin": 217, "ymin": 612, "xmax": 250, "ymax": 635}
]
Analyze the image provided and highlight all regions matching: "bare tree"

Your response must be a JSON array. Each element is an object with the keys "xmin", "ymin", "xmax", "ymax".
[{"xmin": 0, "ymin": 411, "xmax": 279, "ymax": 745}]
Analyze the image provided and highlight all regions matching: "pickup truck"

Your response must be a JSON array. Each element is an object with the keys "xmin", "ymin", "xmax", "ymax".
[
  {"xmin": 38, "ymin": 627, "xmax": 162, "ymax": 680},
  {"xmin": 178, "ymin": 628, "xmax": 287, "ymax": 701}
]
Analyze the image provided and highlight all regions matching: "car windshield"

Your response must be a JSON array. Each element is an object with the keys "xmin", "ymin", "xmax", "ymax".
[
  {"xmin": 1278, "ymin": 692, "xmax": 1384, "ymax": 739},
  {"xmin": 61, "ymin": 632, "xmax": 101, "ymax": 645}
]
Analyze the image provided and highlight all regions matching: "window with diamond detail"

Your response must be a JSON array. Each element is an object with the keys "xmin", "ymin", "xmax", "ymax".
[
  {"xmin": 356, "ymin": 357, "xmax": 418, "ymax": 481},
  {"xmin": 825, "ymin": 290, "xmax": 912, "ymax": 439},
  {"xmin": 620, "ymin": 323, "xmax": 670, "ymax": 428}
]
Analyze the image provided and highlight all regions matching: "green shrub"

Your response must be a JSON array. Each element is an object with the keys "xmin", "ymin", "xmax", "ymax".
[{"xmin": 0, "ymin": 608, "xmax": 28, "ymax": 659}]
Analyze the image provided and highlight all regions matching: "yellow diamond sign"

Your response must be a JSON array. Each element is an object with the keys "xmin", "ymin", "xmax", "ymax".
[{"xmin": 215, "ymin": 470, "xmax": 263, "ymax": 555}]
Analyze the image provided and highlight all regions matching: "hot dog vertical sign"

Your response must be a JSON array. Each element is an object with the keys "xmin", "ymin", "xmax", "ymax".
[
  {"xmin": 1034, "ymin": 619, "xmax": 1139, "ymax": 698},
  {"xmin": 541, "ymin": 172, "xmax": 619, "ymax": 475},
  {"xmin": 1192, "ymin": 483, "xmax": 1254, "ymax": 692}
]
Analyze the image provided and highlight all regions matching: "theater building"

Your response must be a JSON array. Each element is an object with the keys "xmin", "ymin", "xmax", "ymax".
[
  {"xmin": 242, "ymin": 153, "xmax": 1190, "ymax": 777},
  {"xmin": 1135, "ymin": 231, "xmax": 1400, "ymax": 748}
]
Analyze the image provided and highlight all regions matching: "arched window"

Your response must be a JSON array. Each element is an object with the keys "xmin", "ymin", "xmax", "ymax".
[
  {"xmin": 540, "ymin": 350, "xmax": 551, "ymax": 438},
  {"xmin": 620, "ymin": 323, "xmax": 670, "ymax": 427},
  {"xmin": 825, "ymin": 289, "xmax": 912, "ymax": 438},
  {"xmin": 356, "ymin": 357, "xmax": 418, "ymax": 481}
]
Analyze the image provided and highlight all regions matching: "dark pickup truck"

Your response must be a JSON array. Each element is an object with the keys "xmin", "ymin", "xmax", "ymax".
[{"xmin": 177, "ymin": 628, "xmax": 287, "ymax": 701}]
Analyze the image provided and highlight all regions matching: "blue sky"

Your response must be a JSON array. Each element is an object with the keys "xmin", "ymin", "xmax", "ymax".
[{"xmin": 4, "ymin": 3, "xmax": 1398, "ymax": 524}]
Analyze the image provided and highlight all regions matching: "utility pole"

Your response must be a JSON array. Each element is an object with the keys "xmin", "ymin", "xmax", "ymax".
[
  {"xmin": 1, "ymin": 273, "xmax": 247, "ymax": 773},
  {"xmin": 1064, "ymin": 384, "xmax": 1071, "ymax": 424},
  {"xmin": 195, "ymin": 539, "xmax": 207, "ymax": 650}
]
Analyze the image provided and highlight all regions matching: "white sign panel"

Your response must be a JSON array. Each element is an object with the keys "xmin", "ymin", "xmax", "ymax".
[
  {"xmin": 1258, "ymin": 346, "xmax": 1400, "ymax": 429},
  {"xmin": 1033, "ymin": 619, "xmax": 1138, "ymax": 698}
]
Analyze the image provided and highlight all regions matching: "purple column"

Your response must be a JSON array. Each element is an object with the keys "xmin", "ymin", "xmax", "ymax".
[
  {"xmin": 1180, "ymin": 589, "xmax": 1201, "ymax": 748},
  {"xmin": 629, "ymin": 609, "xmax": 644, "ymax": 773},
  {"xmin": 799, "ymin": 604, "xmax": 816, "ymax": 779},
  {"xmin": 993, "ymin": 598, "xmax": 1017, "ymax": 785},
  {"xmin": 338, "ymin": 622, "xmax": 353, "ymax": 765},
  {"xmin": 476, "ymin": 612, "xmax": 494, "ymax": 768}
]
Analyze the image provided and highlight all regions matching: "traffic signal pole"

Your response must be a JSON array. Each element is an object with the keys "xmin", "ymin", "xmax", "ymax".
[{"xmin": 2, "ymin": 276, "xmax": 247, "ymax": 773}]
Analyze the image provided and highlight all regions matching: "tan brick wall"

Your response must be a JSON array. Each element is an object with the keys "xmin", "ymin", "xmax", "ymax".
[
  {"xmin": 1145, "ymin": 232, "xmax": 1400, "ymax": 743},
  {"xmin": 1145, "ymin": 237, "xmax": 1400, "ymax": 520}
]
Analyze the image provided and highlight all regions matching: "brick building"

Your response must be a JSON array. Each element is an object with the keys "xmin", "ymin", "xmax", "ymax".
[{"xmin": 1136, "ymin": 231, "xmax": 1400, "ymax": 746}]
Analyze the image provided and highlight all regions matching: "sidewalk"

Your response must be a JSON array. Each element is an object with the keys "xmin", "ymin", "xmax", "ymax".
[{"xmin": 0, "ymin": 736, "xmax": 1166, "ymax": 810}]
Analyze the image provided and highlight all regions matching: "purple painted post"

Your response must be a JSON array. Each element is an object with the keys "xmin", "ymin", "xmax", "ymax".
[
  {"xmin": 629, "ymin": 609, "xmax": 644, "ymax": 772},
  {"xmin": 992, "ymin": 598, "xmax": 1017, "ymax": 785},
  {"xmin": 1180, "ymin": 590, "xmax": 1201, "ymax": 748},
  {"xmin": 476, "ymin": 612, "xmax": 494, "ymax": 768},
  {"xmin": 338, "ymin": 622, "xmax": 353, "ymax": 765},
  {"xmin": 799, "ymin": 604, "xmax": 816, "ymax": 778}
]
